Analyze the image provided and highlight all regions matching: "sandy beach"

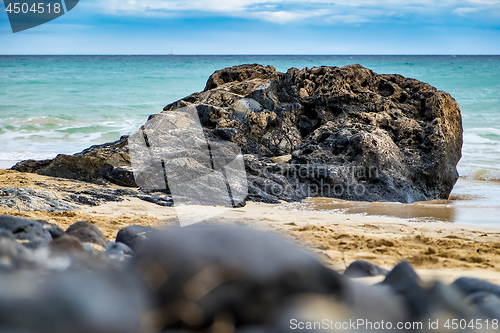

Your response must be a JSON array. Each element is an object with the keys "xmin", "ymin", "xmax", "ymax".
[{"xmin": 3, "ymin": 168, "xmax": 500, "ymax": 286}]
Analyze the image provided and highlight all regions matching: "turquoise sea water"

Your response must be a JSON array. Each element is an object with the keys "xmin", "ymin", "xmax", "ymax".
[{"xmin": 1, "ymin": 55, "xmax": 500, "ymax": 225}]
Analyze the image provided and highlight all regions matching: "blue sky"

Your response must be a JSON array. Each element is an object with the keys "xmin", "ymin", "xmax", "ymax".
[{"xmin": 1, "ymin": 0, "xmax": 500, "ymax": 54}]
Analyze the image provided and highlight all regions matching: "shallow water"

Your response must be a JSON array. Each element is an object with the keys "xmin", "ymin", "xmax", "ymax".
[{"xmin": 279, "ymin": 178, "xmax": 500, "ymax": 227}]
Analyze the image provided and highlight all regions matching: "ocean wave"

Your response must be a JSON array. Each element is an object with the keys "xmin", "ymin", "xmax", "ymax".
[
  {"xmin": 458, "ymin": 165, "xmax": 500, "ymax": 182},
  {"xmin": 0, "ymin": 115, "xmax": 146, "ymax": 163},
  {"xmin": 0, "ymin": 151, "xmax": 59, "ymax": 162},
  {"xmin": 463, "ymin": 128, "xmax": 500, "ymax": 144},
  {"xmin": 461, "ymin": 128, "xmax": 500, "ymax": 173},
  {"xmin": 0, "ymin": 115, "xmax": 142, "ymax": 136}
]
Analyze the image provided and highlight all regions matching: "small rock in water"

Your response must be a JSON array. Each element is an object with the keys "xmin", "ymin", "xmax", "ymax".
[
  {"xmin": 65, "ymin": 221, "xmax": 107, "ymax": 248},
  {"xmin": 137, "ymin": 194, "xmax": 174, "ymax": 206},
  {"xmin": 344, "ymin": 260, "xmax": 389, "ymax": 278}
]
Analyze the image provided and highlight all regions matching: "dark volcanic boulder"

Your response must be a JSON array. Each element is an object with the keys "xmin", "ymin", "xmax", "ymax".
[
  {"xmin": 165, "ymin": 64, "xmax": 462, "ymax": 203},
  {"xmin": 13, "ymin": 64, "xmax": 463, "ymax": 203}
]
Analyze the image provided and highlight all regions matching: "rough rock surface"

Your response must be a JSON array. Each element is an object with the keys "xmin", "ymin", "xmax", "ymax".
[
  {"xmin": 0, "ymin": 186, "xmax": 79, "ymax": 212},
  {"xmin": 13, "ymin": 64, "xmax": 463, "ymax": 203},
  {"xmin": 0, "ymin": 215, "xmax": 62, "ymax": 249},
  {"xmin": 12, "ymin": 136, "xmax": 133, "ymax": 187},
  {"xmin": 0, "ymin": 181, "xmax": 172, "ymax": 212}
]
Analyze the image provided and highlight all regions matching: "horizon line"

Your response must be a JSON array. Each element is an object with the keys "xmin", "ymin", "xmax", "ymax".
[{"xmin": 1, "ymin": 54, "xmax": 499, "ymax": 56}]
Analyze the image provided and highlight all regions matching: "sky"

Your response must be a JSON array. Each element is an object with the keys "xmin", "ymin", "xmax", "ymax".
[{"xmin": 1, "ymin": 0, "xmax": 500, "ymax": 54}]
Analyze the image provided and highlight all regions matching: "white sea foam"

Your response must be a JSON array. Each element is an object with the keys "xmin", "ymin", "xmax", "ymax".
[
  {"xmin": 458, "ymin": 162, "xmax": 500, "ymax": 181},
  {"xmin": 0, "ymin": 115, "xmax": 146, "ymax": 166}
]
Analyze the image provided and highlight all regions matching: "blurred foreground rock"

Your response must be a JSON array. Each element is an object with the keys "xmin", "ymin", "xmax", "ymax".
[{"xmin": 0, "ymin": 215, "xmax": 499, "ymax": 332}]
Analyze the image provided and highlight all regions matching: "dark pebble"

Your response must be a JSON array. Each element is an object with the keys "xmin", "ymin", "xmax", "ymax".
[
  {"xmin": 382, "ymin": 261, "xmax": 421, "ymax": 290},
  {"xmin": 0, "ymin": 269, "xmax": 147, "ymax": 333},
  {"xmin": 381, "ymin": 261, "xmax": 429, "ymax": 320},
  {"xmin": 49, "ymin": 235, "xmax": 86, "ymax": 255},
  {"xmin": 0, "ymin": 215, "xmax": 52, "ymax": 248},
  {"xmin": 467, "ymin": 292, "xmax": 500, "ymax": 319},
  {"xmin": 66, "ymin": 221, "xmax": 107, "ymax": 248},
  {"xmin": 41, "ymin": 222, "xmax": 65, "ymax": 239},
  {"xmin": 0, "ymin": 237, "xmax": 35, "ymax": 271},
  {"xmin": 116, "ymin": 225, "xmax": 156, "ymax": 250},
  {"xmin": 106, "ymin": 242, "xmax": 134, "ymax": 256},
  {"xmin": 344, "ymin": 260, "xmax": 389, "ymax": 278},
  {"xmin": 452, "ymin": 277, "xmax": 500, "ymax": 298}
]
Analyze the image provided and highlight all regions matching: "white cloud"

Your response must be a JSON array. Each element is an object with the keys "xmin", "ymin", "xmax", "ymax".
[
  {"xmin": 84, "ymin": 0, "xmax": 500, "ymax": 24},
  {"xmin": 453, "ymin": 6, "xmax": 480, "ymax": 15},
  {"xmin": 250, "ymin": 9, "xmax": 331, "ymax": 24}
]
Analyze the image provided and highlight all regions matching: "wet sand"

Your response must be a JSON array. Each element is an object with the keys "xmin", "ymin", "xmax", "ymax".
[
  {"xmin": 278, "ymin": 178, "xmax": 500, "ymax": 227},
  {"xmin": 2, "ymin": 169, "xmax": 500, "ymax": 284}
]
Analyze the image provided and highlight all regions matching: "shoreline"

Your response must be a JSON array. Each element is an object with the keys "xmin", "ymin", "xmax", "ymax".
[
  {"xmin": 2, "ymin": 169, "xmax": 500, "ymax": 284},
  {"xmin": 4, "ymin": 157, "xmax": 500, "ymax": 226}
]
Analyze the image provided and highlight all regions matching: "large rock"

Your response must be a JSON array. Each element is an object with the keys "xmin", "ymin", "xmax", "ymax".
[
  {"xmin": 167, "ymin": 64, "xmax": 462, "ymax": 203},
  {"xmin": 13, "ymin": 64, "xmax": 463, "ymax": 203}
]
